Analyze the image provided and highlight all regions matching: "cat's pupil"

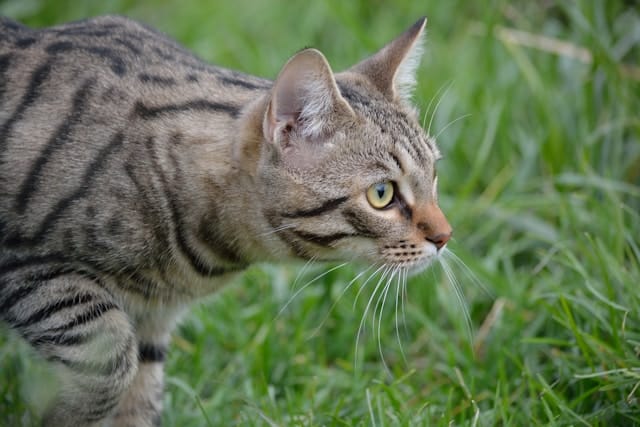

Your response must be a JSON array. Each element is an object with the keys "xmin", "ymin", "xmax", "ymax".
[{"xmin": 376, "ymin": 184, "xmax": 386, "ymax": 199}]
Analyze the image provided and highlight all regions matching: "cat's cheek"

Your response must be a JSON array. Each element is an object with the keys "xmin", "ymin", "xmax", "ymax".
[{"xmin": 332, "ymin": 238, "xmax": 378, "ymax": 262}]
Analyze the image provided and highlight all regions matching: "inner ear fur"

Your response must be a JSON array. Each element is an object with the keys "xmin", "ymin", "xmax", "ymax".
[{"xmin": 263, "ymin": 48, "xmax": 354, "ymax": 146}]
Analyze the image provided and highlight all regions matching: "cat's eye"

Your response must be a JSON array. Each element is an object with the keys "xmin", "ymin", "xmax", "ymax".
[{"xmin": 366, "ymin": 182, "xmax": 394, "ymax": 209}]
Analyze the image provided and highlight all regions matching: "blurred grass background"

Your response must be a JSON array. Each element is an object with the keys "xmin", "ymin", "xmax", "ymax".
[{"xmin": 1, "ymin": 0, "xmax": 639, "ymax": 425}]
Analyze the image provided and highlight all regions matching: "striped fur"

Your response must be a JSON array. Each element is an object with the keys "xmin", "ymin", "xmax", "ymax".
[{"xmin": 0, "ymin": 15, "xmax": 451, "ymax": 425}]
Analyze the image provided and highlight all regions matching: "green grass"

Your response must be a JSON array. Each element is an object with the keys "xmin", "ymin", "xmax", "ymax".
[{"xmin": 1, "ymin": 0, "xmax": 639, "ymax": 425}]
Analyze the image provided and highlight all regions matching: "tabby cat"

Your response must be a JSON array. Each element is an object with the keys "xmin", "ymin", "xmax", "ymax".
[{"xmin": 0, "ymin": 14, "xmax": 451, "ymax": 426}]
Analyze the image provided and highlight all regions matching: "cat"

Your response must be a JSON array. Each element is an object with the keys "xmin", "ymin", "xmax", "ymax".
[{"xmin": 0, "ymin": 14, "xmax": 452, "ymax": 426}]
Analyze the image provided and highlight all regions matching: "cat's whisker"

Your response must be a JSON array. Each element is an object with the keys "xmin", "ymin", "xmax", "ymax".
[
  {"xmin": 427, "ymin": 80, "xmax": 453, "ymax": 137},
  {"xmin": 422, "ymin": 80, "xmax": 453, "ymax": 130},
  {"xmin": 439, "ymin": 257, "xmax": 474, "ymax": 344},
  {"xmin": 375, "ymin": 267, "xmax": 397, "ymax": 376},
  {"xmin": 402, "ymin": 268, "xmax": 410, "ymax": 338},
  {"xmin": 291, "ymin": 256, "xmax": 318, "ymax": 291},
  {"xmin": 443, "ymin": 248, "xmax": 494, "ymax": 299},
  {"xmin": 353, "ymin": 263, "xmax": 387, "ymax": 309},
  {"xmin": 276, "ymin": 262, "xmax": 348, "ymax": 318},
  {"xmin": 433, "ymin": 113, "xmax": 473, "ymax": 141},
  {"xmin": 307, "ymin": 264, "xmax": 375, "ymax": 339},
  {"xmin": 355, "ymin": 265, "xmax": 391, "ymax": 366},
  {"xmin": 260, "ymin": 223, "xmax": 297, "ymax": 237},
  {"xmin": 395, "ymin": 267, "xmax": 408, "ymax": 365}
]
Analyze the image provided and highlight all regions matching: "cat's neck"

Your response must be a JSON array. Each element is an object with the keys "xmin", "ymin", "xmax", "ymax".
[
  {"xmin": 223, "ymin": 95, "xmax": 293, "ymax": 263},
  {"xmin": 166, "ymin": 92, "xmax": 293, "ymax": 267}
]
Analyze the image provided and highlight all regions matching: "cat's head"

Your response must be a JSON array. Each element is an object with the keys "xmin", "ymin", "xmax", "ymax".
[{"xmin": 258, "ymin": 17, "xmax": 451, "ymax": 275}]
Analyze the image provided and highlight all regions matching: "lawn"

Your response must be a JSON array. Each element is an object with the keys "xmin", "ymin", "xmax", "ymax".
[{"xmin": 1, "ymin": 0, "xmax": 639, "ymax": 425}]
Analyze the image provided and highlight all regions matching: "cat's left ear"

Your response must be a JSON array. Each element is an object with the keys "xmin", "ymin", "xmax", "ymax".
[
  {"xmin": 264, "ymin": 48, "xmax": 354, "ymax": 147},
  {"xmin": 350, "ymin": 17, "xmax": 427, "ymax": 103}
]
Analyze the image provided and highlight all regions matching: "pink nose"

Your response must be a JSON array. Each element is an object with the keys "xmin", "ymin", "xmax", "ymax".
[{"xmin": 426, "ymin": 231, "xmax": 451, "ymax": 250}]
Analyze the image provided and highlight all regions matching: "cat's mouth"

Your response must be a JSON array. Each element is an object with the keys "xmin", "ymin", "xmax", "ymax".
[
  {"xmin": 326, "ymin": 238, "xmax": 443, "ymax": 275},
  {"xmin": 378, "ymin": 240, "xmax": 442, "ymax": 276},
  {"xmin": 279, "ymin": 228, "xmax": 445, "ymax": 276}
]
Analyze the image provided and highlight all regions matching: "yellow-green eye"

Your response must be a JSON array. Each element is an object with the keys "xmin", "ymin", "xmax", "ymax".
[{"xmin": 366, "ymin": 182, "xmax": 394, "ymax": 209}]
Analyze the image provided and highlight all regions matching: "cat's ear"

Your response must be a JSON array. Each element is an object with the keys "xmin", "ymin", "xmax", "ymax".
[
  {"xmin": 350, "ymin": 17, "xmax": 426, "ymax": 102},
  {"xmin": 264, "ymin": 48, "xmax": 354, "ymax": 146}
]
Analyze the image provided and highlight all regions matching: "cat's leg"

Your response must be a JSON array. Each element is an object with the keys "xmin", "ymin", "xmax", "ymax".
[
  {"xmin": 0, "ymin": 271, "xmax": 138, "ymax": 427},
  {"xmin": 110, "ymin": 309, "xmax": 180, "ymax": 427},
  {"xmin": 110, "ymin": 343, "xmax": 166, "ymax": 427}
]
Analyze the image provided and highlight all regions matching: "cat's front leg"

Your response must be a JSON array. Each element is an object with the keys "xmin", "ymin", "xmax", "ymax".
[
  {"xmin": 109, "ymin": 306, "xmax": 179, "ymax": 427},
  {"xmin": 110, "ymin": 347, "xmax": 165, "ymax": 427}
]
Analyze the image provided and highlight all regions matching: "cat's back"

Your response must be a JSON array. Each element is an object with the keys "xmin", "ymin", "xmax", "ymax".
[
  {"xmin": 0, "ymin": 15, "xmax": 272, "ymax": 115},
  {"xmin": 0, "ymin": 14, "xmax": 271, "ymax": 186},
  {"xmin": 0, "ymin": 15, "xmax": 267, "ymax": 94}
]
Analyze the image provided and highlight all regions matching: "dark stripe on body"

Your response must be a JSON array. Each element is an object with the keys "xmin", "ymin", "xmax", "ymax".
[
  {"xmin": 0, "ymin": 59, "xmax": 53, "ymax": 152},
  {"xmin": 123, "ymin": 161, "xmax": 172, "ymax": 257},
  {"xmin": 15, "ymin": 79, "xmax": 95, "ymax": 213},
  {"xmin": 133, "ymin": 99, "xmax": 239, "ymax": 119},
  {"xmin": 31, "ymin": 330, "xmax": 89, "ymax": 347},
  {"xmin": 0, "ymin": 254, "xmax": 69, "ymax": 278},
  {"xmin": 196, "ymin": 218, "xmax": 245, "ymax": 265},
  {"xmin": 0, "ymin": 54, "xmax": 13, "ymax": 101},
  {"xmin": 138, "ymin": 343, "xmax": 167, "ymax": 363},
  {"xmin": 84, "ymin": 396, "xmax": 121, "ymax": 422},
  {"xmin": 4, "ymin": 132, "xmax": 125, "ymax": 248},
  {"xmin": 145, "ymin": 137, "xmax": 229, "ymax": 277},
  {"xmin": 0, "ymin": 257, "xmax": 72, "ymax": 314},
  {"xmin": 49, "ymin": 334, "xmax": 132, "ymax": 376},
  {"xmin": 114, "ymin": 37, "xmax": 141, "ymax": 54},
  {"xmin": 218, "ymin": 76, "xmax": 270, "ymax": 90},
  {"xmin": 45, "ymin": 41, "xmax": 127, "ymax": 76},
  {"xmin": 138, "ymin": 73, "xmax": 176, "ymax": 86},
  {"xmin": 52, "ymin": 23, "xmax": 121, "ymax": 36},
  {"xmin": 54, "ymin": 29, "xmax": 112, "ymax": 38},
  {"xmin": 42, "ymin": 301, "xmax": 118, "ymax": 336},
  {"xmin": 15, "ymin": 37, "xmax": 37, "ymax": 48},
  {"xmin": 0, "ymin": 285, "xmax": 37, "ymax": 316},
  {"xmin": 11, "ymin": 293, "xmax": 94, "ymax": 329},
  {"xmin": 117, "ymin": 268, "xmax": 158, "ymax": 299},
  {"xmin": 281, "ymin": 196, "xmax": 348, "ymax": 219}
]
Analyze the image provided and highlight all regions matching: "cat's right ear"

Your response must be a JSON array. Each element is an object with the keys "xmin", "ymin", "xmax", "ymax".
[{"xmin": 264, "ymin": 49, "xmax": 354, "ymax": 148}]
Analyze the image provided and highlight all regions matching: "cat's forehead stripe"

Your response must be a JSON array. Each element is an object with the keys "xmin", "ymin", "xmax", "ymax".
[{"xmin": 338, "ymin": 81, "xmax": 436, "ymax": 163}]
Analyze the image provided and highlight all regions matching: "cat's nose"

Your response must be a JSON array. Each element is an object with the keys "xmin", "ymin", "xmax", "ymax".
[
  {"xmin": 416, "ymin": 203, "xmax": 452, "ymax": 250},
  {"xmin": 426, "ymin": 231, "xmax": 451, "ymax": 250}
]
